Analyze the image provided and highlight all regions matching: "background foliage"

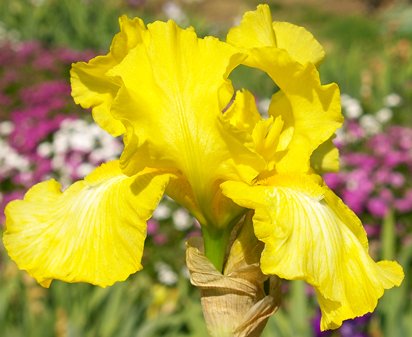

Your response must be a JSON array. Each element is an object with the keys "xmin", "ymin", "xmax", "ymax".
[{"xmin": 0, "ymin": 0, "xmax": 411, "ymax": 336}]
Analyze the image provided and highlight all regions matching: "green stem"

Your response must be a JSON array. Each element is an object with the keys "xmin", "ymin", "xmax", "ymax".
[
  {"xmin": 382, "ymin": 209, "xmax": 395, "ymax": 260},
  {"xmin": 290, "ymin": 280, "xmax": 310, "ymax": 337},
  {"xmin": 202, "ymin": 227, "xmax": 231, "ymax": 273},
  {"xmin": 381, "ymin": 209, "xmax": 397, "ymax": 337}
]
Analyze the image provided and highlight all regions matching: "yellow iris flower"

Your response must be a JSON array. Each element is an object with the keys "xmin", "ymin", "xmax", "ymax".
[{"xmin": 3, "ymin": 4, "xmax": 403, "ymax": 331}]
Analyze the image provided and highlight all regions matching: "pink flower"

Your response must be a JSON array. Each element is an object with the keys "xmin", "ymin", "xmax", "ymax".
[
  {"xmin": 147, "ymin": 219, "xmax": 159, "ymax": 235},
  {"xmin": 367, "ymin": 198, "xmax": 390, "ymax": 218}
]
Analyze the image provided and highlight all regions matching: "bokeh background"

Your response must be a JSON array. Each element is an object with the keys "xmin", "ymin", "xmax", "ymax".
[{"xmin": 0, "ymin": 0, "xmax": 411, "ymax": 336}]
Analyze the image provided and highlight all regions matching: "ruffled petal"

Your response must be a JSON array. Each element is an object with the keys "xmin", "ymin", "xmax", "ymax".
[
  {"xmin": 70, "ymin": 16, "xmax": 146, "ymax": 136},
  {"xmin": 310, "ymin": 137, "xmax": 340, "ymax": 174},
  {"xmin": 227, "ymin": 4, "xmax": 324, "ymax": 65},
  {"xmin": 272, "ymin": 21, "xmax": 325, "ymax": 65},
  {"xmin": 221, "ymin": 175, "xmax": 404, "ymax": 330},
  {"xmin": 251, "ymin": 116, "xmax": 284, "ymax": 171},
  {"xmin": 3, "ymin": 161, "xmax": 169, "ymax": 287},
  {"xmin": 226, "ymin": 4, "xmax": 276, "ymax": 49},
  {"xmin": 108, "ymin": 20, "xmax": 263, "ymax": 227},
  {"xmin": 266, "ymin": 56, "xmax": 342, "ymax": 174},
  {"xmin": 227, "ymin": 5, "xmax": 342, "ymax": 174},
  {"xmin": 223, "ymin": 89, "xmax": 261, "ymax": 134}
]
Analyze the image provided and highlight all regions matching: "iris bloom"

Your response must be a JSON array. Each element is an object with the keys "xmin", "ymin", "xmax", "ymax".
[{"xmin": 3, "ymin": 4, "xmax": 403, "ymax": 331}]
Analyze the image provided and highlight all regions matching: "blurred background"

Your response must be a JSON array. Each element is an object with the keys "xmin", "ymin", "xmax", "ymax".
[{"xmin": 0, "ymin": 0, "xmax": 411, "ymax": 336}]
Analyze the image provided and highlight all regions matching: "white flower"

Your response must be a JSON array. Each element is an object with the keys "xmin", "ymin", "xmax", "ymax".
[
  {"xmin": 163, "ymin": 2, "xmax": 188, "ymax": 25},
  {"xmin": 341, "ymin": 94, "xmax": 362, "ymax": 119},
  {"xmin": 153, "ymin": 203, "xmax": 172, "ymax": 220},
  {"xmin": 53, "ymin": 133, "xmax": 69, "ymax": 154},
  {"xmin": 0, "ymin": 121, "xmax": 14, "ymax": 136},
  {"xmin": 384, "ymin": 93, "xmax": 402, "ymax": 108},
  {"xmin": 0, "ymin": 139, "xmax": 30, "ymax": 175},
  {"xmin": 346, "ymin": 179, "xmax": 359, "ymax": 191},
  {"xmin": 69, "ymin": 132, "xmax": 95, "ymax": 152},
  {"xmin": 172, "ymin": 208, "xmax": 193, "ymax": 231},
  {"xmin": 37, "ymin": 142, "xmax": 53, "ymax": 158},
  {"xmin": 375, "ymin": 108, "xmax": 393, "ymax": 124},
  {"xmin": 155, "ymin": 262, "xmax": 178, "ymax": 286},
  {"xmin": 360, "ymin": 115, "xmax": 381, "ymax": 135},
  {"xmin": 76, "ymin": 163, "xmax": 94, "ymax": 177},
  {"xmin": 51, "ymin": 154, "xmax": 66, "ymax": 170}
]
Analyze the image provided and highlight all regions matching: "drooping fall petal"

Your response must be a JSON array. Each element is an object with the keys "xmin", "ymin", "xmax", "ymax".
[
  {"xmin": 221, "ymin": 175, "xmax": 404, "ymax": 330},
  {"xmin": 3, "ymin": 161, "xmax": 169, "ymax": 287}
]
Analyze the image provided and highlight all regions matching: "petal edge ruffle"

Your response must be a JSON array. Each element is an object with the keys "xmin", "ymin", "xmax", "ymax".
[
  {"xmin": 3, "ymin": 161, "xmax": 169, "ymax": 287},
  {"xmin": 221, "ymin": 176, "xmax": 404, "ymax": 330}
]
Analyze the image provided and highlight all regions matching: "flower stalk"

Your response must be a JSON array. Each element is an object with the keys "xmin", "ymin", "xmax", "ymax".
[
  {"xmin": 201, "ymin": 226, "xmax": 232, "ymax": 273},
  {"xmin": 187, "ymin": 213, "xmax": 281, "ymax": 337}
]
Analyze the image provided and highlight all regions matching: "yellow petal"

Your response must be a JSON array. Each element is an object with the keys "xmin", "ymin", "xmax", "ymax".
[
  {"xmin": 227, "ymin": 4, "xmax": 324, "ymax": 65},
  {"xmin": 108, "ymin": 20, "xmax": 263, "ymax": 227},
  {"xmin": 3, "ymin": 161, "xmax": 169, "ymax": 287},
  {"xmin": 251, "ymin": 115, "xmax": 284, "ymax": 171},
  {"xmin": 227, "ymin": 5, "xmax": 341, "ymax": 174},
  {"xmin": 266, "ymin": 59, "xmax": 342, "ymax": 174},
  {"xmin": 221, "ymin": 175, "xmax": 404, "ymax": 330},
  {"xmin": 226, "ymin": 4, "xmax": 276, "ymax": 49},
  {"xmin": 70, "ymin": 16, "xmax": 146, "ymax": 136},
  {"xmin": 223, "ymin": 89, "xmax": 261, "ymax": 134},
  {"xmin": 310, "ymin": 137, "xmax": 340, "ymax": 174},
  {"xmin": 272, "ymin": 21, "xmax": 325, "ymax": 65},
  {"xmin": 166, "ymin": 175, "xmax": 245, "ymax": 231}
]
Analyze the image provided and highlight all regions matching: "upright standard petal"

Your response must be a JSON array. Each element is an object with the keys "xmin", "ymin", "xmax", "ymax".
[
  {"xmin": 310, "ymin": 137, "xmax": 340, "ymax": 174},
  {"xmin": 226, "ymin": 4, "xmax": 276, "ymax": 50},
  {"xmin": 272, "ymin": 21, "xmax": 325, "ymax": 66},
  {"xmin": 108, "ymin": 20, "xmax": 263, "ymax": 227},
  {"xmin": 267, "ymin": 70, "xmax": 342, "ymax": 174},
  {"xmin": 3, "ymin": 161, "xmax": 169, "ymax": 287},
  {"xmin": 70, "ymin": 16, "xmax": 146, "ymax": 136},
  {"xmin": 221, "ymin": 175, "xmax": 404, "ymax": 330},
  {"xmin": 227, "ymin": 5, "xmax": 342, "ymax": 174},
  {"xmin": 227, "ymin": 4, "xmax": 325, "ymax": 65}
]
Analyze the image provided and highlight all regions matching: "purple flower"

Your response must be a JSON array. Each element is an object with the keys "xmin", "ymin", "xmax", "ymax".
[
  {"xmin": 312, "ymin": 314, "xmax": 332, "ymax": 337},
  {"xmin": 367, "ymin": 198, "xmax": 390, "ymax": 218},
  {"xmin": 0, "ymin": 190, "xmax": 25, "ymax": 224},
  {"xmin": 343, "ymin": 190, "xmax": 367, "ymax": 214},
  {"xmin": 324, "ymin": 173, "xmax": 342, "ymax": 190},
  {"xmin": 394, "ymin": 190, "xmax": 412, "ymax": 213},
  {"xmin": 0, "ymin": 40, "xmax": 96, "ymax": 223},
  {"xmin": 384, "ymin": 151, "xmax": 404, "ymax": 167},
  {"xmin": 312, "ymin": 310, "xmax": 371, "ymax": 337},
  {"xmin": 364, "ymin": 223, "xmax": 380, "ymax": 236},
  {"xmin": 147, "ymin": 219, "xmax": 159, "ymax": 236},
  {"xmin": 374, "ymin": 170, "xmax": 390, "ymax": 184},
  {"xmin": 343, "ymin": 153, "xmax": 377, "ymax": 170},
  {"xmin": 329, "ymin": 125, "xmax": 412, "ymax": 219},
  {"xmin": 154, "ymin": 234, "xmax": 168, "ymax": 245},
  {"xmin": 346, "ymin": 120, "xmax": 365, "ymax": 140}
]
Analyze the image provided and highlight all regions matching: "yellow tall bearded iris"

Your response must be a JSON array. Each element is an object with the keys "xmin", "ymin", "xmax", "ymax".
[{"xmin": 3, "ymin": 4, "xmax": 403, "ymax": 331}]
